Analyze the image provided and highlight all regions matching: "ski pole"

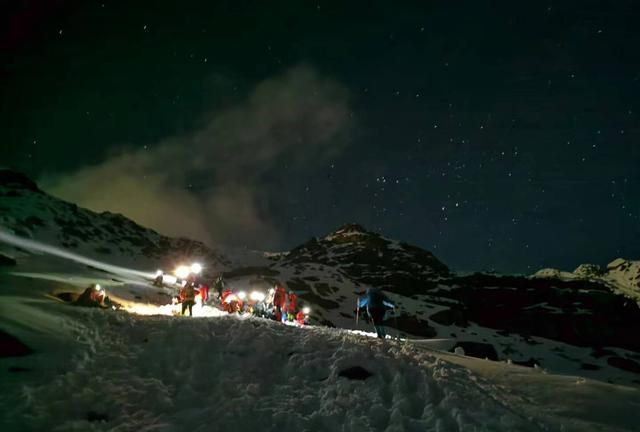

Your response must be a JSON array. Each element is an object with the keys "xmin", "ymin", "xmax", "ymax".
[{"xmin": 393, "ymin": 313, "xmax": 400, "ymax": 341}]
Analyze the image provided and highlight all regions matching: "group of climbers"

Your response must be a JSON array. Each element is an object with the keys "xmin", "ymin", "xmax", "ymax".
[
  {"xmin": 220, "ymin": 282, "xmax": 309, "ymax": 325},
  {"xmin": 171, "ymin": 274, "xmax": 310, "ymax": 325},
  {"xmin": 161, "ymin": 269, "xmax": 396, "ymax": 337},
  {"xmin": 80, "ymin": 270, "xmax": 397, "ymax": 338},
  {"xmin": 271, "ymin": 284, "xmax": 301, "ymax": 323}
]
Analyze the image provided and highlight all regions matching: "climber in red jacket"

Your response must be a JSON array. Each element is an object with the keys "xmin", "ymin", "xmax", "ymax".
[
  {"xmin": 287, "ymin": 292, "xmax": 298, "ymax": 321},
  {"xmin": 272, "ymin": 283, "xmax": 287, "ymax": 322}
]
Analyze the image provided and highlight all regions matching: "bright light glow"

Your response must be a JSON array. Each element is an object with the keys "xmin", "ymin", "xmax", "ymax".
[
  {"xmin": 0, "ymin": 230, "xmax": 154, "ymax": 279},
  {"xmin": 163, "ymin": 275, "xmax": 177, "ymax": 285},
  {"xmin": 175, "ymin": 265, "xmax": 190, "ymax": 279},
  {"xmin": 250, "ymin": 291, "xmax": 265, "ymax": 302},
  {"xmin": 237, "ymin": 291, "xmax": 247, "ymax": 300},
  {"xmin": 95, "ymin": 284, "xmax": 102, "ymax": 291},
  {"xmin": 302, "ymin": 307, "xmax": 310, "ymax": 314},
  {"xmin": 223, "ymin": 294, "xmax": 238, "ymax": 303},
  {"xmin": 190, "ymin": 263, "xmax": 202, "ymax": 274},
  {"xmin": 156, "ymin": 270, "xmax": 163, "ymax": 277}
]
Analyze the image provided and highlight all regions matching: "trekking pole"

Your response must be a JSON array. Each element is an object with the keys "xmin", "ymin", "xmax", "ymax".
[{"xmin": 393, "ymin": 312, "xmax": 400, "ymax": 341}]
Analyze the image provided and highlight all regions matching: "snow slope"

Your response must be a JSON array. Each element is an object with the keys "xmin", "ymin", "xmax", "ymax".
[
  {"xmin": 0, "ymin": 170, "xmax": 230, "ymax": 273},
  {"xmin": 2, "ymin": 169, "xmax": 640, "ymax": 390},
  {"xmin": 2, "ymin": 263, "xmax": 640, "ymax": 432}
]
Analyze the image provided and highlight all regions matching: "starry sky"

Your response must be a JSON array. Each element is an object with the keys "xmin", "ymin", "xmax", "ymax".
[{"xmin": 2, "ymin": 0, "xmax": 639, "ymax": 273}]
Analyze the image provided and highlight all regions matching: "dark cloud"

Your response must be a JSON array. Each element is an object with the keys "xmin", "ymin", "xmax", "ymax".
[{"xmin": 43, "ymin": 65, "xmax": 354, "ymax": 248}]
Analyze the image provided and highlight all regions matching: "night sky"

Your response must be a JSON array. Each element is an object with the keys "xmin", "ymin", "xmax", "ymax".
[{"xmin": 2, "ymin": 0, "xmax": 639, "ymax": 273}]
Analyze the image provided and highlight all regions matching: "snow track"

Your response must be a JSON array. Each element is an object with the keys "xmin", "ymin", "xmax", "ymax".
[{"xmin": 9, "ymin": 310, "xmax": 543, "ymax": 432}]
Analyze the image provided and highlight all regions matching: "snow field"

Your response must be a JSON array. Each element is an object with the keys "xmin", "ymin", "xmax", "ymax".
[{"xmin": 8, "ymin": 308, "xmax": 543, "ymax": 432}]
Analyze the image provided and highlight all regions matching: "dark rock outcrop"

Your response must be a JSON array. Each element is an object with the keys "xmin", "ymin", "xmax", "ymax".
[
  {"xmin": 338, "ymin": 365, "xmax": 373, "ymax": 380},
  {"xmin": 0, "ymin": 253, "xmax": 17, "ymax": 266},
  {"xmin": 0, "ymin": 330, "xmax": 33, "ymax": 357},
  {"xmin": 0, "ymin": 169, "xmax": 41, "ymax": 193},
  {"xmin": 451, "ymin": 342, "xmax": 499, "ymax": 361},
  {"xmin": 437, "ymin": 273, "xmax": 640, "ymax": 352}
]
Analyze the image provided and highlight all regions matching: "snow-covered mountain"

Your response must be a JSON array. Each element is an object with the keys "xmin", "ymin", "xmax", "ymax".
[
  {"xmin": 533, "ymin": 259, "xmax": 640, "ymax": 302},
  {"xmin": 2, "ymin": 169, "xmax": 640, "ymax": 387},
  {"xmin": 231, "ymin": 226, "xmax": 640, "ymax": 386},
  {"xmin": 2, "ymin": 169, "xmax": 640, "ymax": 431},
  {"xmin": 0, "ymin": 169, "xmax": 230, "ymax": 272}
]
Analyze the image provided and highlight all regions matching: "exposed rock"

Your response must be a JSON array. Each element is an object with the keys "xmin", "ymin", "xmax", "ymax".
[
  {"xmin": 580, "ymin": 363, "xmax": 600, "ymax": 371},
  {"xmin": 607, "ymin": 258, "xmax": 629, "ymax": 271},
  {"xmin": 573, "ymin": 264, "xmax": 604, "ymax": 278},
  {"xmin": 450, "ymin": 342, "xmax": 498, "ymax": 361},
  {"xmin": 0, "ymin": 169, "xmax": 41, "ymax": 193},
  {"xmin": 386, "ymin": 314, "xmax": 437, "ymax": 338},
  {"xmin": 512, "ymin": 358, "xmax": 539, "ymax": 368},
  {"xmin": 86, "ymin": 411, "xmax": 109, "ymax": 422},
  {"xmin": 607, "ymin": 356, "xmax": 640, "ymax": 374},
  {"xmin": 0, "ymin": 253, "xmax": 17, "ymax": 266},
  {"xmin": 0, "ymin": 330, "xmax": 33, "ymax": 357},
  {"xmin": 338, "ymin": 366, "xmax": 373, "ymax": 380},
  {"xmin": 440, "ymin": 273, "xmax": 640, "ymax": 352},
  {"xmin": 8, "ymin": 366, "xmax": 32, "ymax": 373},
  {"xmin": 55, "ymin": 292, "xmax": 79, "ymax": 303}
]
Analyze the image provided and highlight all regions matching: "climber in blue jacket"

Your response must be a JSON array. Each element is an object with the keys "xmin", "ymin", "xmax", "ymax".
[{"xmin": 358, "ymin": 287, "xmax": 396, "ymax": 339}]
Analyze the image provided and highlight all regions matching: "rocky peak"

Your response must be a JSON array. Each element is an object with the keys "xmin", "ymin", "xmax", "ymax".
[
  {"xmin": 573, "ymin": 263, "xmax": 604, "ymax": 278},
  {"xmin": 608, "ymin": 258, "xmax": 631, "ymax": 271},
  {"xmin": 324, "ymin": 223, "xmax": 370, "ymax": 241},
  {"xmin": 0, "ymin": 170, "xmax": 41, "ymax": 193}
]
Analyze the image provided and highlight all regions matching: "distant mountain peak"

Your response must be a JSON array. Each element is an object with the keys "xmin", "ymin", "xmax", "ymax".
[
  {"xmin": 533, "ymin": 258, "xmax": 640, "ymax": 302},
  {"xmin": 0, "ymin": 169, "xmax": 41, "ymax": 193},
  {"xmin": 324, "ymin": 223, "xmax": 370, "ymax": 240},
  {"xmin": 338, "ymin": 222, "xmax": 367, "ymax": 231}
]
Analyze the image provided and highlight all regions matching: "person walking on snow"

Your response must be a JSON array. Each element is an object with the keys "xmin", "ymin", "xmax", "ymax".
[
  {"xmin": 358, "ymin": 287, "xmax": 396, "ymax": 339},
  {"xmin": 214, "ymin": 275, "xmax": 226, "ymax": 300},
  {"xmin": 180, "ymin": 278, "xmax": 197, "ymax": 316},
  {"xmin": 199, "ymin": 283, "xmax": 210, "ymax": 305},
  {"xmin": 287, "ymin": 291, "xmax": 298, "ymax": 321},
  {"xmin": 280, "ymin": 293, "xmax": 290, "ymax": 323},
  {"xmin": 273, "ymin": 283, "xmax": 287, "ymax": 322}
]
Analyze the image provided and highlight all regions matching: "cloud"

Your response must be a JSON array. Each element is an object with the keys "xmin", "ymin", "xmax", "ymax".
[{"xmin": 43, "ymin": 65, "xmax": 353, "ymax": 248}]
